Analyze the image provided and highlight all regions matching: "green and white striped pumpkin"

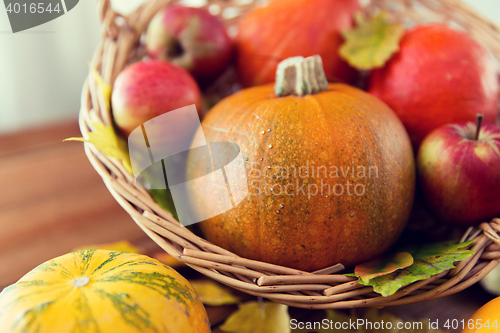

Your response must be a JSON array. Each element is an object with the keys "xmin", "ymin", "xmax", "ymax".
[{"xmin": 0, "ymin": 250, "xmax": 211, "ymax": 333}]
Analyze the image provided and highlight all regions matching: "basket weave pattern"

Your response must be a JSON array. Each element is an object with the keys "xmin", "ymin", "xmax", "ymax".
[{"xmin": 80, "ymin": 0, "xmax": 500, "ymax": 309}]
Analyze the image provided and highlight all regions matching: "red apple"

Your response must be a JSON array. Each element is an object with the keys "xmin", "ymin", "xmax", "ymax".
[
  {"xmin": 111, "ymin": 60, "xmax": 203, "ymax": 136},
  {"xmin": 417, "ymin": 115, "xmax": 500, "ymax": 225},
  {"xmin": 146, "ymin": 5, "xmax": 233, "ymax": 85},
  {"xmin": 368, "ymin": 24, "xmax": 499, "ymax": 148}
]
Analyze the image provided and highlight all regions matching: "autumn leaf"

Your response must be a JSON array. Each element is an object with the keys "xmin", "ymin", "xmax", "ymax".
[
  {"xmin": 190, "ymin": 280, "xmax": 240, "ymax": 306},
  {"xmin": 152, "ymin": 252, "xmax": 185, "ymax": 269},
  {"xmin": 220, "ymin": 301, "xmax": 290, "ymax": 333},
  {"xmin": 67, "ymin": 126, "xmax": 179, "ymax": 218},
  {"xmin": 65, "ymin": 121, "xmax": 132, "ymax": 174},
  {"xmin": 358, "ymin": 240, "xmax": 475, "ymax": 296},
  {"xmin": 91, "ymin": 67, "xmax": 112, "ymax": 110},
  {"xmin": 355, "ymin": 252, "xmax": 414, "ymax": 284},
  {"xmin": 339, "ymin": 11, "xmax": 405, "ymax": 70},
  {"xmin": 74, "ymin": 240, "xmax": 139, "ymax": 253}
]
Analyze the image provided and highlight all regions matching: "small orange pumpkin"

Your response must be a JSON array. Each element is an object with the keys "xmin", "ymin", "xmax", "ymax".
[
  {"xmin": 236, "ymin": 0, "xmax": 359, "ymax": 87},
  {"xmin": 190, "ymin": 56, "xmax": 415, "ymax": 271}
]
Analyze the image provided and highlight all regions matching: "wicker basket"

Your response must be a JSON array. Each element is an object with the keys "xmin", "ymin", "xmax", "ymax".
[{"xmin": 80, "ymin": 0, "xmax": 500, "ymax": 309}]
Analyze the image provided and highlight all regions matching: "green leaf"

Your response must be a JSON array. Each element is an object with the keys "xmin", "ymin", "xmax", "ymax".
[
  {"xmin": 65, "ymin": 121, "xmax": 132, "ymax": 174},
  {"xmin": 220, "ymin": 301, "xmax": 290, "ymax": 333},
  {"xmin": 355, "ymin": 252, "xmax": 414, "ymax": 284},
  {"xmin": 358, "ymin": 240, "xmax": 475, "ymax": 297},
  {"xmin": 147, "ymin": 188, "xmax": 178, "ymax": 220},
  {"xmin": 190, "ymin": 280, "xmax": 240, "ymax": 306},
  {"xmin": 339, "ymin": 11, "xmax": 405, "ymax": 70}
]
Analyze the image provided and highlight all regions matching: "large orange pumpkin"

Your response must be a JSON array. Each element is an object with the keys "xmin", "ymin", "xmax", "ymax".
[
  {"xmin": 236, "ymin": 0, "xmax": 359, "ymax": 87},
  {"xmin": 189, "ymin": 56, "xmax": 415, "ymax": 271}
]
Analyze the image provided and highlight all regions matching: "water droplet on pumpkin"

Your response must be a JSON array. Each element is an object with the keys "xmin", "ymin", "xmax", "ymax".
[
  {"xmin": 350, "ymin": 212, "xmax": 355, "ymax": 217},
  {"xmin": 270, "ymin": 187, "xmax": 274, "ymax": 191},
  {"xmin": 267, "ymin": 129, "xmax": 271, "ymax": 132},
  {"xmin": 261, "ymin": 131, "xmax": 265, "ymax": 134},
  {"xmin": 267, "ymin": 166, "xmax": 271, "ymax": 169},
  {"xmin": 260, "ymin": 158, "xmax": 263, "ymax": 161},
  {"xmin": 280, "ymin": 204, "xmax": 284, "ymax": 208},
  {"xmin": 276, "ymin": 210, "xmax": 280, "ymax": 214},
  {"xmin": 315, "ymin": 143, "xmax": 318, "ymax": 145},
  {"xmin": 268, "ymin": 144, "xmax": 273, "ymax": 149}
]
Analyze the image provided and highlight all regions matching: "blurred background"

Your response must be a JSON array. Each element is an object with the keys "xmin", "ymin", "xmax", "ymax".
[{"xmin": 0, "ymin": 0, "xmax": 499, "ymax": 327}]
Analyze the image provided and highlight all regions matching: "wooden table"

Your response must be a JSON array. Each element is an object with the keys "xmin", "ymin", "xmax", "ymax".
[
  {"xmin": 0, "ymin": 121, "xmax": 495, "ymax": 332},
  {"xmin": 0, "ymin": 121, "xmax": 150, "ymax": 287}
]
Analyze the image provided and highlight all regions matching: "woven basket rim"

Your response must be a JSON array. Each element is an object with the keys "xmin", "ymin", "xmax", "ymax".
[{"xmin": 79, "ymin": 0, "xmax": 500, "ymax": 309}]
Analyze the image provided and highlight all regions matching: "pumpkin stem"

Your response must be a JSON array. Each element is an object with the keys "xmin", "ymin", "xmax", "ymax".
[
  {"xmin": 475, "ymin": 114, "xmax": 484, "ymax": 141},
  {"xmin": 72, "ymin": 276, "xmax": 91, "ymax": 287},
  {"xmin": 275, "ymin": 55, "xmax": 328, "ymax": 97}
]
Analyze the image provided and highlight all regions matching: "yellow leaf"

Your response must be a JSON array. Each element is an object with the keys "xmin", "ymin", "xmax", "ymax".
[
  {"xmin": 65, "ymin": 121, "xmax": 133, "ymax": 174},
  {"xmin": 73, "ymin": 240, "xmax": 139, "ymax": 253},
  {"xmin": 220, "ymin": 301, "xmax": 290, "ymax": 333},
  {"xmin": 355, "ymin": 252, "xmax": 414, "ymax": 284},
  {"xmin": 152, "ymin": 252, "xmax": 185, "ymax": 269},
  {"xmin": 91, "ymin": 67, "xmax": 112, "ymax": 110},
  {"xmin": 189, "ymin": 280, "xmax": 240, "ymax": 306},
  {"xmin": 356, "ymin": 240, "xmax": 475, "ymax": 297},
  {"xmin": 339, "ymin": 11, "xmax": 405, "ymax": 70}
]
